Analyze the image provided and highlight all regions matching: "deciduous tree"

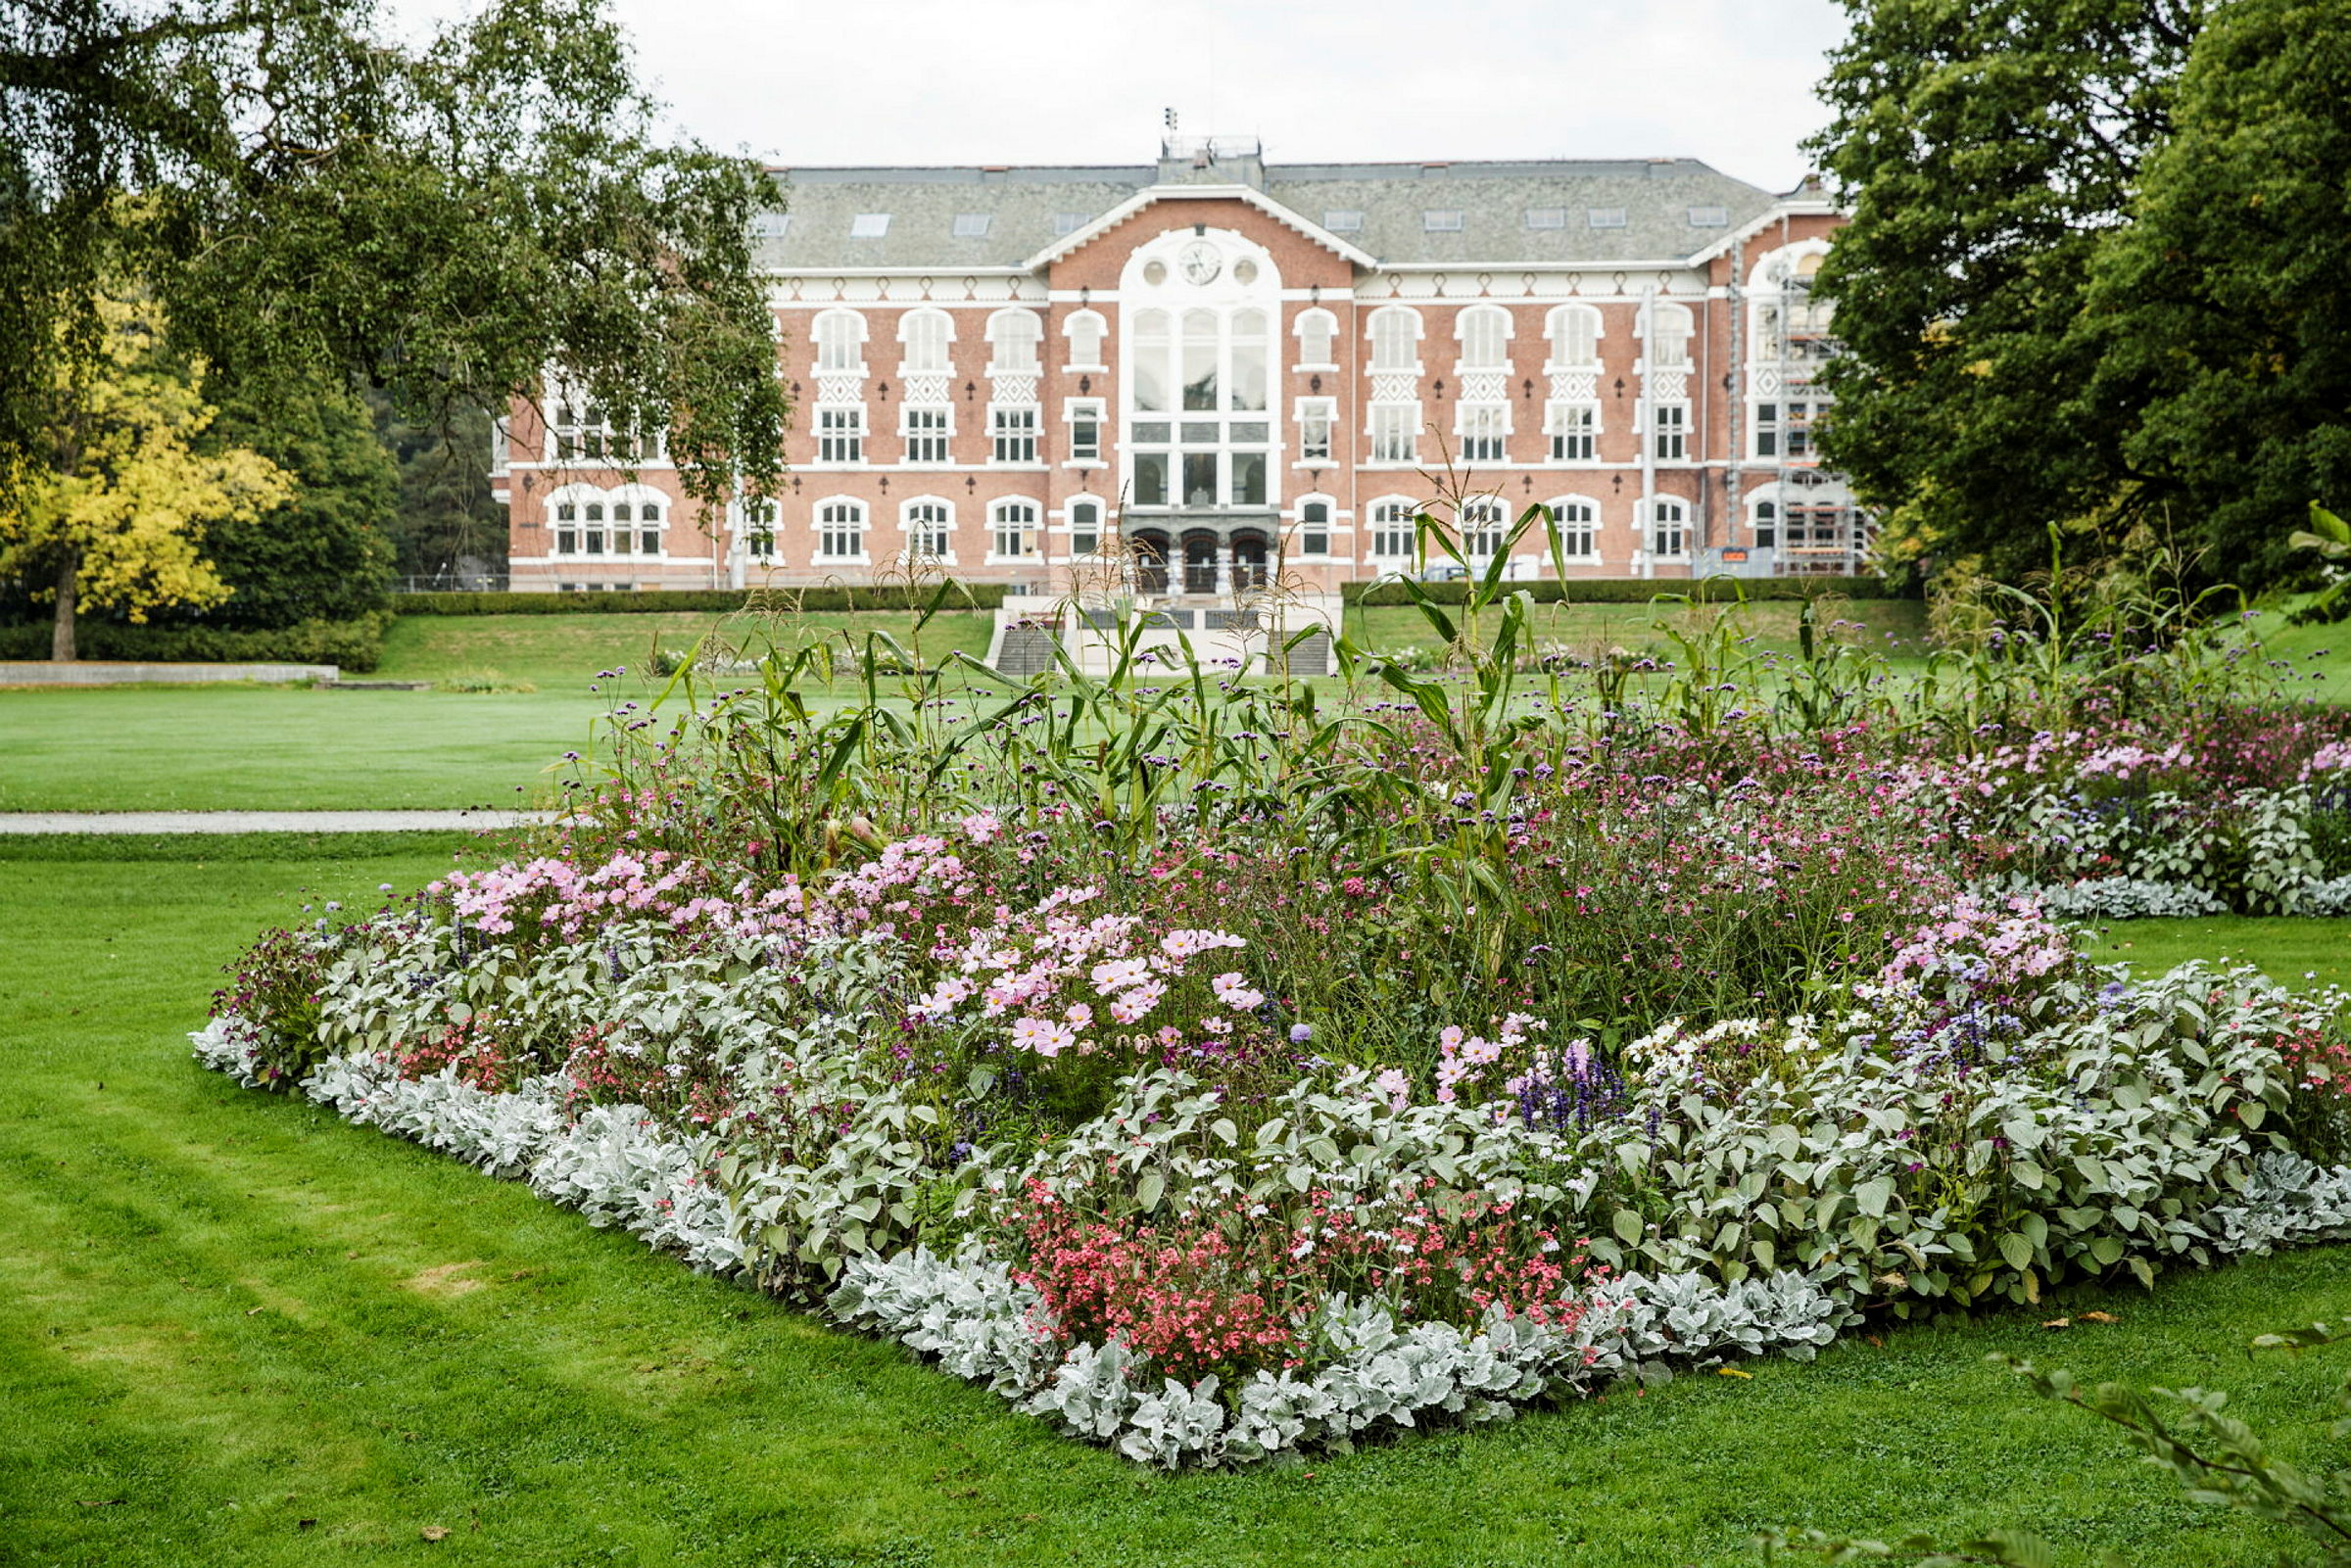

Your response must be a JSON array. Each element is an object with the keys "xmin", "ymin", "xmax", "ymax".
[{"xmin": 0, "ymin": 292, "xmax": 293, "ymax": 659}]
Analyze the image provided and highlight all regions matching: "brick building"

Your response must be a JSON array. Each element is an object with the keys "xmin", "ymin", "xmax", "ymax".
[{"xmin": 497, "ymin": 138, "xmax": 1852, "ymax": 595}]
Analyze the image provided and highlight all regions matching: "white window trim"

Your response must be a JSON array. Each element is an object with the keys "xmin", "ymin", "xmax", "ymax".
[
  {"xmin": 984, "ymin": 307, "xmax": 1045, "ymax": 377},
  {"xmin": 1544, "ymin": 495, "xmax": 1604, "ymax": 562},
  {"xmin": 1367, "ymin": 306, "xmax": 1424, "ymax": 375},
  {"xmin": 1292, "ymin": 308, "xmax": 1340, "ymax": 372},
  {"xmin": 985, "ymin": 498, "xmax": 1042, "ymax": 564},
  {"xmin": 1062, "ymin": 397, "xmax": 1107, "ymax": 467},
  {"xmin": 1062, "ymin": 309, "xmax": 1108, "ymax": 371},
  {"xmin": 813, "ymin": 496, "xmax": 872, "ymax": 562}
]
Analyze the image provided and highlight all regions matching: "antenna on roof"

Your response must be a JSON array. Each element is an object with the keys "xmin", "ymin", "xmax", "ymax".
[{"xmin": 1164, "ymin": 107, "xmax": 1178, "ymax": 134}]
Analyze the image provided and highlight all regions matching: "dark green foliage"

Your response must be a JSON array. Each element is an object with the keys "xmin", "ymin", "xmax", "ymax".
[
  {"xmin": 0, "ymin": 611, "xmax": 388, "ymax": 670},
  {"xmin": 395, "ymin": 585, "xmax": 1007, "ymax": 615},
  {"xmin": 2080, "ymin": 0, "xmax": 2351, "ymax": 592},
  {"xmin": 0, "ymin": 0, "xmax": 787, "ymax": 517},
  {"xmin": 1342, "ymin": 576, "xmax": 1891, "ymax": 606},
  {"xmin": 169, "ymin": 383, "xmax": 398, "ymax": 628},
  {"xmin": 367, "ymin": 393, "xmax": 506, "ymax": 583},
  {"xmin": 1809, "ymin": 0, "xmax": 2203, "ymax": 588}
]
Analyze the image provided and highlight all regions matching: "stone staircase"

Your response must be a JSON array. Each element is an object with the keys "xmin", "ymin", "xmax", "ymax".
[
  {"xmin": 991, "ymin": 623, "xmax": 1061, "ymax": 678},
  {"xmin": 1282, "ymin": 630, "xmax": 1333, "ymax": 678}
]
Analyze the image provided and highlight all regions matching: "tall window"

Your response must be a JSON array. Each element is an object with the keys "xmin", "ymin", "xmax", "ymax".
[
  {"xmin": 1070, "ymin": 499, "xmax": 1102, "ymax": 555},
  {"xmin": 1649, "ymin": 302, "xmax": 1694, "ymax": 368},
  {"xmin": 1295, "ymin": 309, "xmax": 1337, "ymax": 368},
  {"xmin": 1753, "ymin": 499, "xmax": 1778, "ymax": 548},
  {"xmin": 817, "ymin": 499, "xmax": 867, "ymax": 559},
  {"xmin": 631, "ymin": 500, "xmax": 663, "ymax": 555},
  {"xmin": 1461, "ymin": 498, "xmax": 1506, "ymax": 559},
  {"xmin": 1132, "ymin": 309, "xmax": 1172, "ymax": 412},
  {"xmin": 990, "ymin": 405, "xmax": 1037, "ymax": 463},
  {"xmin": 1065, "ymin": 309, "xmax": 1106, "ymax": 369},
  {"xmin": 1067, "ymin": 399, "xmax": 1103, "ymax": 462},
  {"xmin": 818, "ymin": 406, "xmax": 865, "ymax": 464},
  {"xmin": 902, "ymin": 405, "xmax": 949, "ymax": 463},
  {"xmin": 1298, "ymin": 398, "xmax": 1334, "ymax": 462},
  {"xmin": 1548, "ymin": 403, "xmax": 1596, "ymax": 461},
  {"xmin": 1298, "ymin": 498, "xmax": 1331, "ymax": 556},
  {"xmin": 898, "ymin": 309, "xmax": 951, "ymax": 374},
  {"xmin": 1754, "ymin": 400, "xmax": 1819, "ymax": 459},
  {"xmin": 1653, "ymin": 404, "xmax": 1687, "ymax": 461},
  {"xmin": 1550, "ymin": 498, "xmax": 1597, "ymax": 559},
  {"xmin": 986, "ymin": 309, "xmax": 1042, "ymax": 374},
  {"xmin": 991, "ymin": 499, "xmax": 1037, "ymax": 558},
  {"xmin": 1370, "ymin": 499, "xmax": 1417, "ymax": 559},
  {"xmin": 581, "ymin": 500, "xmax": 605, "ymax": 554},
  {"xmin": 1457, "ymin": 306, "xmax": 1510, "ymax": 369},
  {"xmin": 1371, "ymin": 405, "xmax": 1416, "ymax": 464},
  {"xmin": 903, "ymin": 499, "xmax": 951, "ymax": 557},
  {"xmin": 1546, "ymin": 305, "xmax": 1600, "ymax": 368},
  {"xmin": 1368, "ymin": 308, "xmax": 1420, "ymax": 371},
  {"xmin": 1229, "ymin": 309, "xmax": 1270, "ymax": 411},
  {"xmin": 1459, "ymin": 404, "xmax": 1507, "ymax": 464},
  {"xmin": 814, "ymin": 309, "xmax": 866, "ymax": 373},
  {"xmin": 1649, "ymin": 499, "xmax": 1686, "ymax": 558},
  {"xmin": 743, "ymin": 499, "xmax": 778, "ymax": 559},
  {"xmin": 551, "ymin": 400, "xmax": 665, "ymax": 463}
]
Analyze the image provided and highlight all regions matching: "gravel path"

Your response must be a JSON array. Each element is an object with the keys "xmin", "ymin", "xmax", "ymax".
[{"xmin": 0, "ymin": 810, "xmax": 557, "ymax": 834}]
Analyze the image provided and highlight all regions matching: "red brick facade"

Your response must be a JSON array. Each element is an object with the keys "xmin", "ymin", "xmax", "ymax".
[{"xmin": 500, "ymin": 152, "xmax": 1849, "ymax": 594}]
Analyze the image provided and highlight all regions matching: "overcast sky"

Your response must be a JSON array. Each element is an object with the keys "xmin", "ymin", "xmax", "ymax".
[{"xmin": 391, "ymin": 0, "xmax": 1851, "ymax": 193}]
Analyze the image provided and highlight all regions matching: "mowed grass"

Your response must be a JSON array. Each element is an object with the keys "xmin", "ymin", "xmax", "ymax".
[
  {"xmin": 375, "ymin": 608, "xmax": 999, "ymax": 689},
  {"xmin": 1344, "ymin": 596, "xmax": 1929, "ymax": 660},
  {"xmin": 2088, "ymin": 915, "xmax": 2351, "ymax": 989},
  {"xmin": 3, "ymin": 844, "xmax": 2347, "ymax": 1567}
]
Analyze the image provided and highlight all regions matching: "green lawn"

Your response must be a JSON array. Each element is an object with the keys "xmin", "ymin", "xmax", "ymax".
[
  {"xmin": 2090, "ymin": 915, "xmax": 2351, "ymax": 989},
  {"xmin": 1344, "ymin": 597, "xmax": 1929, "ymax": 660},
  {"xmin": 374, "ymin": 608, "xmax": 998, "ymax": 689},
  {"xmin": 3, "ymin": 843, "xmax": 2346, "ymax": 1567}
]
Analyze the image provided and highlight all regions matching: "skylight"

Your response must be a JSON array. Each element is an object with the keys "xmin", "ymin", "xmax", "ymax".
[
  {"xmin": 849, "ymin": 213, "xmax": 890, "ymax": 239},
  {"xmin": 1323, "ymin": 210, "xmax": 1365, "ymax": 232},
  {"xmin": 1688, "ymin": 206, "xmax": 1729, "ymax": 228},
  {"xmin": 952, "ymin": 213, "xmax": 992, "ymax": 238},
  {"xmin": 1422, "ymin": 210, "xmax": 1463, "ymax": 232},
  {"xmin": 1050, "ymin": 212, "xmax": 1086, "ymax": 235},
  {"xmin": 1587, "ymin": 208, "xmax": 1627, "ymax": 229}
]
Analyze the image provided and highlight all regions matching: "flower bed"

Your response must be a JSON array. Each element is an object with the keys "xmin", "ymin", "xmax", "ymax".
[{"xmin": 200, "ymin": 559, "xmax": 2351, "ymax": 1463}]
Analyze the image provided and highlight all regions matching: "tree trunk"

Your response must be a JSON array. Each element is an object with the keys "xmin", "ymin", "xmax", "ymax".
[{"xmin": 52, "ymin": 546, "xmax": 79, "ymax": 662}]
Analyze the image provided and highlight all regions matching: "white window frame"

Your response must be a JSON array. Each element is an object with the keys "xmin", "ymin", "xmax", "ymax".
[
  {"xmin": 1646, "ymin": 302, "xmax": 1695, "ymax": 370},
  {"xmin": 1064, "ymin": 398, "xmax": 1105, "ymax": 464},
  {"xmin": 1297, "ymin": 396, "xmax": 1335, "ymax": 463},
  {"xmin": 1546, "ymin": 402, "xmax": 1598, "ymax": 463},
  {"xmin": 1545, "ymin": 304, "xmax": 1603, "ymax": 370},
  {"xmin": 901, "ymin": 497, "xmax": 955, "ymax": 563},
  {"xmin": 1455, "ymin": 305, "xmax": 1512, "ymax": 371},
  {"xmin": 1647, "ymin": 498, "xmax": 1687, "ymax": 559},
  {"xmin": 813, "ymin": 309, "xmax": 867, "ymax": 374},
  {"xmin": 1369, "ymin": 404, "xmax": 1417, "ymax": 464},
  {"xmin": 1653, "ymin": 403, "xmax": 1690, "ymax": 462},
  {"xmin": 1063, "ymin": 309, "xmax": 1108, "ymax": 371},
  {"xmin": 1368, "ymin": 497, "xmax": 1418, "ymax": 561},
  {"xmin": 901, "ymin": 404, "xmax": 951, "ymax": 464},
  {"xmin": 815, "ymin": 497, "xmax": 869, "ymax": 561},
  {"xmin": 817, "ymin": 405, "xmax": 866, "ymax": 465},
  {"xmin": 1067, "ymin": 497, "xmax": 1104, "ymax": 557},
  {"xmin": 988, "ymin": 498, "xmax": 1039, "ymax": 561},
  {"xmin": 1293, "ymin": 308, "xmax": 1339, "ymax": 370},
  {"xmin": 896, "ymin": 309, "xmax": 954, "ymax": 375},
  {"xmin": 1294, "ymin": 495, "xmax": 1336, "ymax": 557},
  {"xmin": 985, "ymin": 308, "xmax": 1043, "ymax": 375},
  {"xmin": 1367, "ymin": 307, "xmax": 1422, "ymax": 373},
  {"xmin": 990, "ymin": 404, "xmax": 1039, "ymax": 465},
  {"xmin": 1547, "ymin": 496, "xmax": 1600, "ymax": 562},
  {"xmin": 1456, "ymin": 403, "xmax": 1509, "ymax": 464},
  {"xmin": 739, "ymin": 499, "xmax": 780, "ymax": 562}
]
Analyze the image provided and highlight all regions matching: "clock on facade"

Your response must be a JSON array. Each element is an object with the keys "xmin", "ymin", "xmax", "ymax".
[{"xmin": 1177, "ymin": 241, "xmax": 1223, "ymax": 285}]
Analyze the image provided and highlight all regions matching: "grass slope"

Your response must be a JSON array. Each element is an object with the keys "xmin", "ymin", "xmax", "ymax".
[
  {"xmin": 2088, "ymin": 915, "xmax": 2351, "ymax": 989},
  {"xmin": 3, "ymin": 845, "xmax": 2344, "ymax": 1567}
]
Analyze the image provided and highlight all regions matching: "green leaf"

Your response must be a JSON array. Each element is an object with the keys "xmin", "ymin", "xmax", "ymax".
[
  {"xmin": 1135, "ymin": 1168, "xmax": 1165, "ymax": 1212},
  {"xmin": 1611, "ymin": 1209, "xmax": 1645, "ymax": 1245},
  {"xmin": 1998, "ymin": 1232, "xmax": 2034, "ymax": 1272},
  {"xmin": 1855, "ymin": 1175, "xmax": 1895, "ymax": 1217}
]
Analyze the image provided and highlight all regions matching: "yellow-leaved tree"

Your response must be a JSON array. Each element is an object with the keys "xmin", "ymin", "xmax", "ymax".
[{"xmin": 0, "ymin": 292, "xmax": 292, "ymax": 661}]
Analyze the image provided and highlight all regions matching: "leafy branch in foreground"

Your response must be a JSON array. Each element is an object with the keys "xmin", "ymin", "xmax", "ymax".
[{"xmin": 1759, "ymin": 1323, "xmax": 2351, "ymax": 1566}]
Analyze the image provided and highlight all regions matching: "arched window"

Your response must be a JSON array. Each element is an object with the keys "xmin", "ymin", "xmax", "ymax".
[
  {"xmin": 1069, "ymin": 497, "xmax": 1102, "ymax": 555},
  {"xmin": 1369, "ymin": 498, "xmax": 1418, "ymax": 559},
  {"xmin": 813, "ymin": 309, "xmax": 866, "ymax": 374},
  {"xmin": 1461, "ymin": 497, "xmax": 1508, "ymax": 558},
  {"xmin": 1457, "ymin": 306, "xmax": 1511, "ymax": 369},
  {"xmin": 1131, "ymin": 309, "xmax": 1172, "ymax": 412},
  {"xmin": 897, "ymin": 309, "xmax": 953, "ymax": 374},
  {"xmin": 986, "ymin": 309, "xmax": 1042, "ymax": 374},
  {"xmin": 816, "ymin": 499, "xmax": 867, "ymax": 559},
  {"xmin": 1546, "ymin": 305, "xmax": 1601, "ymax": 368},
  {"xmin": 1649, "ymin": 302, "xmax": 1694, "ymax": 368},
  {"xmin": 1547, "ymin": 497, "xmax": 1599, "ymax": 560},
  {"xmin": 1368, "ymin": 307, "xmax": 1421, "ymax": 372},
  {"xmin": 740, "ymin": 499, "xmax": 778, "ymax": 560},
  {"xmin": 1294, "ymin": 308, "xmax": 1338, "ymax": 368},
  {"xmin": 1064, "ymin": 309, "xmax": 1107, "ymax": 369},
  {"xmin": 1181, "ymin": 309, "xmax": 1220, "ymax": 409},
  {"xmin": 1230, "ymin": 308, "xmax": 1270, "ymax": 411},
  {"xmin": 1649, "ymin": 498, "xmax": 1686, "ymax": 557},
  {"xmin": 902, "ymin": 498, "xmax": 952, "ymax": 558},
  {"xmin": 990, "ymin": 499, "xmax": 1038, "ymax": 558},
  {"xmin": 1297, "ymin": 497, "xmax": 1332, "ymax": 556}
]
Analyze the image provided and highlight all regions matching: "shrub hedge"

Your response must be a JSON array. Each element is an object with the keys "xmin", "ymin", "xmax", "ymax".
[
  {"xmin": 395, "ymin": 585, "xmax": 1005, "ymax": 616},
  {"xmin": 0, "ymin": 612, "xmax": 390, "ymax": 671},
  {"xmin": 1340, "ymin": 575, "xmax": 1893, "ymax": 606}
]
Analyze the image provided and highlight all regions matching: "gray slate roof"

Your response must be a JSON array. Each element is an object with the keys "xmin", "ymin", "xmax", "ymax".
[{"xmin": 752, "ymin": 158, "xmax": 1781, "ymax": 272}]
